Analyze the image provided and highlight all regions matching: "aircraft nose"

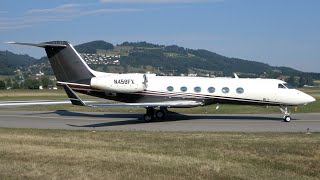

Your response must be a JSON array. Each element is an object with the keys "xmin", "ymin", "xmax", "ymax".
[
  {"xmin": 302, "ymin": 93, "xmax": 316, "ymax": 104},
  {"xmin": 293, "ymin": 90, "xmax": 316, "ymax": 105},
  {"xmin": 307, "ymin": 95, "xmax": 316, "ymax": 103}
]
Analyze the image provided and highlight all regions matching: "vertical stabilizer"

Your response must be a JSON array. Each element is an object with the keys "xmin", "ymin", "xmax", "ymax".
[{"xmin": 7, "ymin": 41, "xmax": 95, "ymax": 84}]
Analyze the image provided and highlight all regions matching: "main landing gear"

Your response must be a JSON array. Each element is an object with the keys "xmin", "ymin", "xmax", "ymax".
[
  {"xmin": 143, "ymin": 107, "xmax": 168, "ymax": 122},
  {"xmin": 280, "ymin": 105, "xmax": 291, "ymax": 122}
]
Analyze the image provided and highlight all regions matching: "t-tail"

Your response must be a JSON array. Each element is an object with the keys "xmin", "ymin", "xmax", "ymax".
[{"xmin": 7, "ymin": 41, "xmax": 96, "ymax": 85}]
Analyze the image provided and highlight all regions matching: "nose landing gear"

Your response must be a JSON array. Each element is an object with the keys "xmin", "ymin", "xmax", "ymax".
[{"xmin": 280, "ymin": 105, "xmax": 291, "ymax": 122}]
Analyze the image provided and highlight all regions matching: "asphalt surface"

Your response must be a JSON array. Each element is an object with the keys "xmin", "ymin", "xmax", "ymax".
[{"xmin": 0, "ymin": 110, "xmax": 319, "ymax": 132}]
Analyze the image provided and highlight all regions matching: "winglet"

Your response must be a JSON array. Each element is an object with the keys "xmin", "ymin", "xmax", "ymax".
[
  {"xmin": 62, "ymin": 84, "xmax": 86, "ymax": 106},
  {"xmin": 234, "ymin": 73, "xmax": 239, "ymax": 79}
]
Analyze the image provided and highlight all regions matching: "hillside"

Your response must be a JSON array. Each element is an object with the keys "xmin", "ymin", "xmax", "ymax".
[
  {"xmin": 1, "ymin": 40, "xmax": 319, "ymax": 87},
  {"xmin": 115, "ymin": 42, "xmax": 319, "ymax": 81},
  {"xmin": 75, "ymin": 40, "xmax": 114, "ymax": 54},
  {"xmin": 0, "ymin": 50, "xmax": 37, "ymax": 75}
]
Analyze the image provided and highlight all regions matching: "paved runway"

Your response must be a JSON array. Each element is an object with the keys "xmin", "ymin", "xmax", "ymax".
[{"xmin": 0, "ymin": 110, "xmax": 319, "ymax": 132}]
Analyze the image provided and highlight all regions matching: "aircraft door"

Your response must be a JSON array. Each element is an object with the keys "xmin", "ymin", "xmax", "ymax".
[{"xmin": 143, "ymin": 74, "xmax": 148, "ymax": 90}]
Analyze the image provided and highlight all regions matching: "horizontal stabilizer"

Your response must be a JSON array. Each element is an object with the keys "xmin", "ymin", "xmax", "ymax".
[{"xmin": 5, "ymin": 41, "xmax": 67, "ymax": 48}]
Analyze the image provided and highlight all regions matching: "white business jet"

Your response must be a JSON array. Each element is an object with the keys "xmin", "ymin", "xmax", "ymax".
[{"xmin": 8, "ymin": 41, "xmax": 316, "ymax": 122}]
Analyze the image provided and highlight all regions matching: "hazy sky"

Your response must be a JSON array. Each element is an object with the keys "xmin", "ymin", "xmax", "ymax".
[{"xmin": 1, "ymin": 0, "xmax": 319, "ymax": 72}]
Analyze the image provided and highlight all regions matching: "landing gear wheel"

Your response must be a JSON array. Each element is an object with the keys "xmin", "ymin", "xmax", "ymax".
[
  {"xmin": 155, "ymin": 110, "xmax": 166, "ymax": 119},
  {"xmin": 280, "ymin": 105, "xmax": 291, "ymax": 123},
  {"xmin": 143, "ymin": 114, "xmax": 153, "ymax": 122},
  {"xmin": 284, "ymin": 116, "xmax": 291, "ymax": 122},
  {"xmin": 144, "ymin": 107, "xmax": 155, "ymax": 122}
]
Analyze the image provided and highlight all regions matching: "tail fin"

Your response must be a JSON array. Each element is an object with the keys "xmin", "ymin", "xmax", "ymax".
[{"xmin": 7, "ymin": 41, "xmax": 95, "ymax": 84}]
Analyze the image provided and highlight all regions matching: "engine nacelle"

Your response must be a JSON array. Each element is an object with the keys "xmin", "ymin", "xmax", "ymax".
[{"xmin": 90, "ymin": 74, "xmax": 147, "ymax": 93}]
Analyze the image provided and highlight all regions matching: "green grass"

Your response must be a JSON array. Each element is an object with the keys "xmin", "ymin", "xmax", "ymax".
[
  {"xmin": 0, "ymin": 89, "xmax": 94, "ymax": 101},
  {"xmin": 0, "ymin": 89, "xmax": 67, "ymax": 101},
  {"xmin": 0, "ymin": 129, "xmax": 319, "ymax": 179}
]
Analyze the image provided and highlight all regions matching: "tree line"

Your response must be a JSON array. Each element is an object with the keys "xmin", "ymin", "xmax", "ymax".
[{"xmin": 0, "ymin": 76, "xmax": 54, "ymax": 90}]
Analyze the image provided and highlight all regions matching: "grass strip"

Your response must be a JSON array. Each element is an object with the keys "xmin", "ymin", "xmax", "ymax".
[{"xmin": 0, "ymin": 129, "xmax": 319, "ymax": 179}]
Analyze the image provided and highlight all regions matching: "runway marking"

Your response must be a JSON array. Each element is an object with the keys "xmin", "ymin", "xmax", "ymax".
[{"xmin": 0, "ymin": 114, "xmax": 319, "ymax": 123}]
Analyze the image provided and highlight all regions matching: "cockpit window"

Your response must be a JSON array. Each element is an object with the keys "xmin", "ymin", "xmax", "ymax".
[
  {"xmin": 278, "ymin": 84, "xmax": 286, "ymax": 89},
  {"xmin": 278, "ymin": 83, "xmax": 295, "ymax": 89},
  {"xmin": 283, "ymin": 83, "xmax": 295, "ymax": 89}
]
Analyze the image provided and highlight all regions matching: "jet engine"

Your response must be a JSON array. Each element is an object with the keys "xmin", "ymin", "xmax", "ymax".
[{"xmin": 90, "ymin": 74, "xmax": 148, "ymax": 93}]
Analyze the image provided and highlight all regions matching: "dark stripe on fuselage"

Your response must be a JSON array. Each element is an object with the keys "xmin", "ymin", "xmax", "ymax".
[
  {"xmin": 135, "ymin": 90, "xmax": 280, "ymax": 105},
  {"xmin": 58, "ymin": 83, "xmax": 281, "ymax": 106}
]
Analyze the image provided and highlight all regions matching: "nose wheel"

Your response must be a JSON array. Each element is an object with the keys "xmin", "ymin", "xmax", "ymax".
[
  {"xmin": 283, "ymin": 115, "xmax": 291, "ymax": 122},
  {"xmin": 280, "ymin": 105, "xmax": 291, "ymax": 122}
]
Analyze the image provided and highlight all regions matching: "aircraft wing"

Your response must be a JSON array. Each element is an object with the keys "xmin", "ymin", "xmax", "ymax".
[
  {"xmin": 88, "ymin": 101, "xmax": 202, "ymax": 108},
  {"xmin": 0, "ymin": 100, "xmax": 73, "ymax": 106},
  {"xmin": 0, "ymin": 100, "xmax": 96, "ymax": 107},
  {"xmin": 63, "ymin": 84, "xmax": 203, "ymax": 108}
]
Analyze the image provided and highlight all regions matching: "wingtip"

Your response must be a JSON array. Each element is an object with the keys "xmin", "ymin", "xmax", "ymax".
[
  {"xmin": 4, "ymin": 41, "xmax": 16, "ymax": 44},
  {"xmin": 233, "ymin": 73, "xmax": 239, "ymax": 79}
]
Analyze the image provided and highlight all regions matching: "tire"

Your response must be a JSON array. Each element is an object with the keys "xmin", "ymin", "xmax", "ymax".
[
  {"xmin": 284, "ymin": 116, "xmax": 291, "ymax": 122},
  {"xmin": 155, "ymin": 110, "xmax": 165, "ymax": 119},
  {"xmin": 143, "ymin": 114, "xmax": 153, "ymax": 122}
]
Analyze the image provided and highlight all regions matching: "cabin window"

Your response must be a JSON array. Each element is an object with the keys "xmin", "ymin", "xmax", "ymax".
[
  {"xmin": 222, "ymin": 87, "xmax": 230, "ymax": 93},
  {"xmin": 236, "ymin": 87, "xmax": 244, "ymax": 94},
  {"xmin": 208, "ymin": 87, "xmax": 215, "ymax": 93},
  {"xmin": 194, "ymin": 86, "xmax": 201, "ymax": 93},
  {"xmin": 180, "ymin": 86, "xmax": 187, "ymax": 92},
  {"xmin": 278, "ymin": 84, "xmax": 286, "ymax": 89},
  {"xmin": 167, "ymin": 86, "xmax": 174, "ymax": 91}
]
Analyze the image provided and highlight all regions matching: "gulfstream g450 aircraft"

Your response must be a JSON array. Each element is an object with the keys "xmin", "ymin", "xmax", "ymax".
[{"xmin": 8, "ymin": 41, "xmax": 316, "ymax": 122}]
